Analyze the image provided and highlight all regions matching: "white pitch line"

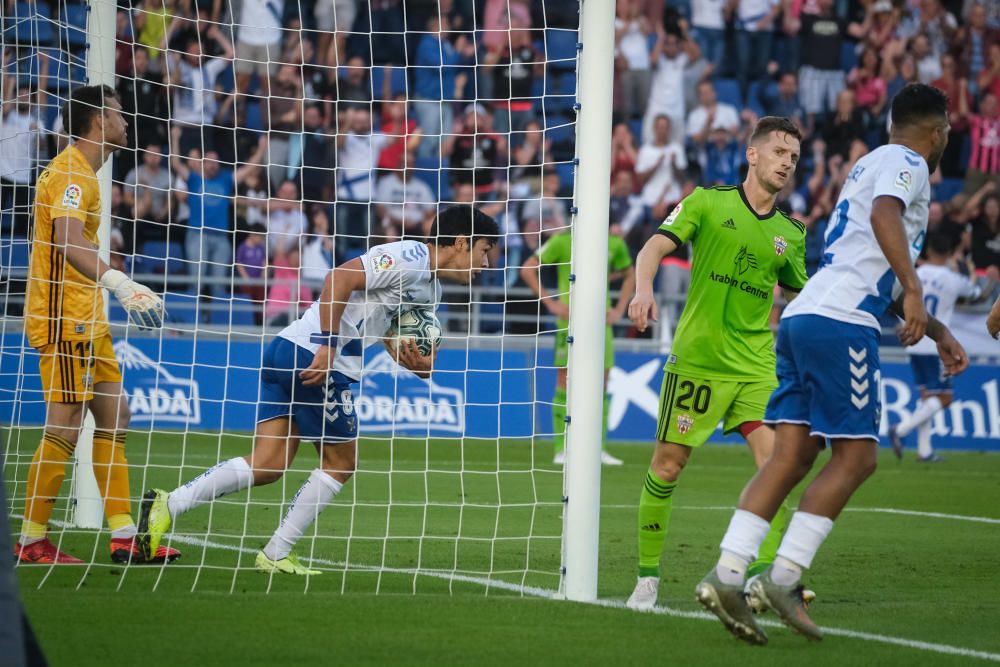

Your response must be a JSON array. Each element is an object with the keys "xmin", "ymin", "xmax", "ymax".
[
  {"xmin": 34, "ymin": 520, "xmax": 1000, "ymax": 664},
  {"xmin": 601, "ymin": 504, "xmax": 1000, "ymax": 525}
]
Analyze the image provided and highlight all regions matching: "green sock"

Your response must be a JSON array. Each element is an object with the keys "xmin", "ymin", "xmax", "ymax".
[
  {"xmin": 552, "ymin": 387, "xmax": 567, "ymax": 455},
  {"xmin": 637, "ymin": 468, "xmax": 677, "ymax": 578},
  {"xmin": 602, "ymin": 396, "xmax": 610, "ymax": 449},
  {"xmin": 748, "ymin": 502, "xmax": 791, "ymax": 578}
]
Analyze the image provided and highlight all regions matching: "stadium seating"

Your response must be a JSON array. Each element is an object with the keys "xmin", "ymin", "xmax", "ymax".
[
  {"xmin": 4, "ymin": 2, "xmax": 53, "ymax": 46},
  {"xmin": 61, "ymin": 3, "xmax": 88, "ymax": 49},
  {"xmin": 545, "ymin": 29, "xmax": 579, "ymax": 71},
  {"xmin": 713, "ymin": 78, "xmax": 743, "ymax": 111}
]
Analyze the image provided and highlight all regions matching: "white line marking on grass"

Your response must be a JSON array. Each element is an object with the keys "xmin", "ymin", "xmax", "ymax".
[
  {"xmin": 601, "ymin": 505, "xmax": 1000, "ymax": 524},
  {"xmin": 20, "ymin": 515, "xmax": 1000, "ymax": 662}
]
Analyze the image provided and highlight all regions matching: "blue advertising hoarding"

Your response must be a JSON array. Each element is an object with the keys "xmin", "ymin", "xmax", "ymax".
[{"xmin": 1, "ymin": 334, "xmax": 997, "ymax": 450}]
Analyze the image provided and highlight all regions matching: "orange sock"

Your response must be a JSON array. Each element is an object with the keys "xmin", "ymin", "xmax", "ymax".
[
  {"xmin": 22, "ymin": 432, "xmax": 75, "ymax": 534},
  {"xmin": 92, "ymin": 430, "xmax": 132, "ymax": 522}
]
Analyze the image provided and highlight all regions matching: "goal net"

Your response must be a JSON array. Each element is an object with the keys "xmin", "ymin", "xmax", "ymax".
[{"xmin": 1, "ymin": 0, "xmax": 592, "ymax": 594}]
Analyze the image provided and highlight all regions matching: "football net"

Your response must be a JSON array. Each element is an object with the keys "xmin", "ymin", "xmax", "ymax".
[{"xmin": 1, "ymin": 0, "xmax": 592, "ymax": 594}]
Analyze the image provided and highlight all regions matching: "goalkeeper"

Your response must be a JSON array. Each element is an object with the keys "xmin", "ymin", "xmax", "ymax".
[
  {"xmin": 16, "ymin": 85, "xmax": 176, "ymax": 565},
  {"xmin": 138, "ymin": 206, "xmax": 499, "ymax": 574},
  {"xmin": 520, "ymin": 226, "xmax": 634, "ymax": 466},
  {"xmin": 625, "ymin": 117, "xmax": 808, "ymax": 610}
]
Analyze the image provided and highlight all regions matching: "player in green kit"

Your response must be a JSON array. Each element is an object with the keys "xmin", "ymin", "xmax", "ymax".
[
  {"xmin": 521, "ymin": 228, "xmax": 635, "ymax": 465},
  {"xmin": 625, "ymin": 117, "xmax": 809, "ymax": 610}
]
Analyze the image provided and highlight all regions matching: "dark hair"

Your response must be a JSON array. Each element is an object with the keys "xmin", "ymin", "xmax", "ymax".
[
  {"xmin": 429, "ymin": 205, "xmax": 500, "ymax": 247},
  {"xmin": 890, "ymin": 83, "xmax": 948, "ymax": 130},
  {"xmin": 749, "ymin": 116, "xmax": 803, "ymax": 145},
  {"xmin": 63, "ymin": 85, "xmax": 119, "ymax": 139},
  {"xmin": 924, "ymin": 229, "xmax": 955, "ymax": 256}
]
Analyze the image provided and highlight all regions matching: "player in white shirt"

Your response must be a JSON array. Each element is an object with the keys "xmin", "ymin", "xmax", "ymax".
[
  {"xmin": 137, "ymin": 206, "xmax": 500, "ymax": 574},
  {"xmin": 696, "ymin": 84, "xmax": 969, "ymax": 644},
  {"xmin": 889, "ymin": 230, "xmax": 992, "ymax": 462}
]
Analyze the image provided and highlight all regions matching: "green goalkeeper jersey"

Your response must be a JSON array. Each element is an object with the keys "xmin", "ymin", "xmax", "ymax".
[
  {"xmin": 536, "ymin": 231, "xmax": 633, "ymax": 313},
  {"xmin": 658, "ymin": 185, "xmax": 808, "ymax": 381}
]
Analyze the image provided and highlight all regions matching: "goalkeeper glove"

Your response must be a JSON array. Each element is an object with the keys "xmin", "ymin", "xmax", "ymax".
[{"xmin": 98, "ymin": 269, "xmax": 165, "ymax": 330}]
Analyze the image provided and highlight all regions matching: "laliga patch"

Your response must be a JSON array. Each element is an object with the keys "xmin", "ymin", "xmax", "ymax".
[
  {"xmin": 773, "ymin": 235, "xmax": 787, "ymax": 256},
  {"xmin": 371, "ymin": 252, "xmax": 396, "ymax": 274},
  {"xmin": 62, "ymin": 184, "xmax": 83, "ymax": 209},
  {"xmin": 664, "ymin": 202, "xmax": 683, "ymax": 226},
  {"xmin": 676, "ymin": 413, "xmax": 694, "ymax": 435},
  {"xmin": 894, "ymin": 169, "xmax": 912, "ymax": 193}
]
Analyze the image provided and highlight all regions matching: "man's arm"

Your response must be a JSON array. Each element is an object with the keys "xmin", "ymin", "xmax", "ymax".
[
  {"xmin": 870, "ymin": 195, "xmax": 926, "ymax": 345},
  {"xmin": 520, "ymin": 253, "xmax": 569, "ymax": 320},
  {"xmin": 988, "ymin": 294, "xmax": 1000, "ymax": 339},
  {"xmin": 627, "ymin": 233, "xmax": 679, "ymax": 331},
  {"xmin": 609, "ymin": 265, "xmax": 636, "ymax": 325},
  {"xmin": 300, "ymin": 258, "xmax": 367, "ymax": 386}
]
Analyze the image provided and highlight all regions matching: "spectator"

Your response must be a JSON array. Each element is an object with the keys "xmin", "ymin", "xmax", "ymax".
[
  {"xmin": 335, "ymin": 107, "xmax": 383, "ymax": 257},
  {"xmin": 963, "ymin": 92, "xmax": 1000, "ymax": 194},
  {"xmin": 0, "ymin": 85, "xmax": 40, "ymax": 237},
  {"xmin": 822, "ymin": 89, "xmax": 868, "ymax": 162},
  {"xmin": 291, "ymin": 104, "xmax": 336, "ymax": 205},
  {"xmin": 170, "ymin": 127, "xmax": 265, "ymax": 298},
  {"xmin": 955, "ymin": 2, "xmax": 998, "ymax": 92},
  {"xmin": 233, "ymin": 0, "xmax": 284, "ymax": 105},
  {"xmin": 167, "ymin": 26, "xmax": 234, "ymax": 153},
  {"xmin": 887, "ymin": 51, "xmax": 920, "ymax": 101},
  {"xmin": 610, "ymin": 122, "xmax": 639, "ymax": 182},
  {"xmin": 374, "ymin": 155, "xmax": 437, "ymax": 241},
  {"xmin": 701, "ymin": 127, "xmax": 746, "ymax": 186},
  {"xmin": 932, "ymin": 53, "xmax": 972, "ymax": 177},
  {"xmin": 911, "ymin": 33, "xmax": 943, "ymax": 84},
  {"xmin": 642, "ymin": 28, "xmax": 688, "ymax": 144},
  {"xmin": 899, "ymin": 0, "xmax": 957, "ymax": 59},
  {"xmin": 133, "ymin": 0, "xmax": 177, "ymax": 62},
  {"xmin": 481, "ymin": 0, "xmax": 532, "ymax": 54},
  {"xmin": 636, "ymin": 114, "xmax": 687, "ymax": 208},
  {"xmin": 689, "ymin": 0, "xmax": 728, "ymax": 72},
  {"xmin": 613, "ymin": 0, "xmax": 654, "ymax": 123},
  {"xmin": 608, "ymin": 169, "xmax": 646, "ymax": 243},
  {"xmin": 798, "ymin": 0, "xmax": 847, "ymax": 121},
  {"xmin": 443, "ymin": 104, "xmax": 507, "ymax": 199},
  {"xmin": 847, "ymin": 47, "xmax": 888, "ymax": 119},
  {"xmin": 734, "ymin": 0, "xmax": 781, "ymax": 98},
  {"xmin": 235, "ymin": 224, "xmax": 267, "ymax": 322},
  {"xmin": 971, "ymin": 193, "xmax": 1000, "ymax": 273},
  {"xmin": 509, "ymin": 119, "xmax": 550, "ymax": 189},
  {"xmin": 337, "ymin": 55, "xmax": 373, "ymax": 108},
  {"xmin": 413, "ymin": 15, "xmax": 476, "ymax": 160},
  {"xmin": 117, "ymin": 47, "xmax": 168, "ymax": 151},
  {"xmin": 763, "ymin": 70, "xmax": 808, "ymax": 134},
  {"xmin": 347, "ymin": 0, "xmax": 405, "ymax": 65},
  {"xmin": 265, "ymin": 64, "xmax": 304, "ymax": 189},
  {"xmin": 680, "ymin": 27, "xmax": 715, "ymax": 113},
  {"xmin": 377, "ymin": 94, "xmax": 422, "ymax": 171},
  {"xmin": 301, "ymin": 207, "xmax": 335, "ymax": 285},
  {"xmin": 977, "ymin": 42, "xmax": 1000, "ymax": 101},
  {"xmin": 520, "ymin": 170, "xmax": 570, "ymax": 238},
  {"xmin": 316, "ymin": 0, "xmax": 357, "ymax": 68},
  {"xmin": 483, "ymin": 10, "xmax": 542, "ymax": 136},
  {"xmin": 109, "ymin": 183, "xmax": 135, "ymax": 272},
  {"xmin": 265, "ymin": 248, "xmax": 311, "ymax": 326},
  {"xmin": 123, "ymin": 142, "xmax": 172, "ymax": 245},
  {"xmin": 267, "ymin": 180, "xmax": 309, "ymax": 259},
  {"xmin": 236, "ymin": 164, "xmax": 269, "ymax": 230},
  {"xmin": 686, "ymin": 80, "xmax": 741, "ymax": 147}
]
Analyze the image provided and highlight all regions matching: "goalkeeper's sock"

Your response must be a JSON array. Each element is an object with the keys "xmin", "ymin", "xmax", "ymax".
[
  {"xmin": 637, "ymin": 468, "xmax": 677, "ymax": 578},
  {"xmin": 167, "ymin": 457, "xmax": 254, "ymax": 518},
  {"xmin": 895, "ymin": 396, "xmax": 942, "ymax": 438},
  {"xmin": 92, "ymin": 430, "xmax": 133, "ymax": 533},
  {"xmin": 552, "ymin": 387, "xmax": 567, "ymax": 455},
  {"xmin": 21, "ymin": 432, "xmax": 75, "ymax": 542},
  {"xmin": 747, "ymin": 501, "xmax": 791, "ymax": 578},
  {"xmin": 917, "ymin": 421, "xmax": 934, "ymax": 458},
  {"xmin": 263, "ymin": 469, "xmax": 343, "ymax": 561}
]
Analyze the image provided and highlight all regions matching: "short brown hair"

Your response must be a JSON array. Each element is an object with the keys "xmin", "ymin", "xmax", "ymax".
[{"xmin": 748, "ymin": 116, "xmax": 803, "ymax": 145}]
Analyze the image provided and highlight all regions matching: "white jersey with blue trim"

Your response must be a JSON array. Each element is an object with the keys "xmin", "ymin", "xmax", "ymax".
[
  {"xmin": 909, "ymin": 263, "xmax": 981, "ymax": 355},
  {"xmin": 277, "ymin": 240, "xmax": 441, "ymax": 381},
  {"xmin": 783, "ymin": 144, "xmax": 931, "ymax": 329}
]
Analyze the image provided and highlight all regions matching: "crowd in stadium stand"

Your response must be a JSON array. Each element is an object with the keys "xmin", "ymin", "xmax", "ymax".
[{"xmin": 2, "ymin": 0, "xmax": 1000, "ymax": 328}]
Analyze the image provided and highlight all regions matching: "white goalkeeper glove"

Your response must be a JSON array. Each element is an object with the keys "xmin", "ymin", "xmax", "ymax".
[{"xmin": 98, "ymin": 269, "xmax": 165, "ymax": 330}]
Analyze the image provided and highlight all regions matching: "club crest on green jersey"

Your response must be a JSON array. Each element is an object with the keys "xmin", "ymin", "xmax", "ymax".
[
  {"xmin": 774, "ymin": 235, "xmax": 787, "ymax": 256},
  {"xmin": 676, "ymin": 413, "xmax": 694, "ymax": 434}
]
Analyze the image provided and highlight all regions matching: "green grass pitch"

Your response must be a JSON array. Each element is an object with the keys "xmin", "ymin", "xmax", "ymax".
[{"xmin": 6, "ymin": 429, "xmax": 1000, "ymax": 666}]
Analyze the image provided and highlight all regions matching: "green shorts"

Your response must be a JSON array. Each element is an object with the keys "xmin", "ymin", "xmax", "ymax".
[
  {"xmin": 553, "ymin": 321, "xmax": 614, "ymax": 370},
  {"xmin": 655, "ymin": 370, "xmax": 777, "ymax": 447}
]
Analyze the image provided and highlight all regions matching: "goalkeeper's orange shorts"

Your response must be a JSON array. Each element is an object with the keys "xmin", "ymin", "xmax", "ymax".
[{"xmin": 37, "ymin": 333, "xmax": 123, "ymax": 404}]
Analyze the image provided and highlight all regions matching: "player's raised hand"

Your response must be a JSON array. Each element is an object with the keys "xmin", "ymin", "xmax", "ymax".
[
  {"xmin": 628, "ymin": 289, "xmax": 658, "ymax": 332},
  {"xmin": 300, "ymin": 345, "xmax": 332, "ymax": 386},
  {"xmin": 936, "ymin": 331, "xmax": 969, "ymax": 377},
  {"xmin": 898, "ymin": 289, "xmax": 928, "ymax": 346},
  {"xmin": 98, "ymin": 269, "xmax": 164, "ymax": 330}
]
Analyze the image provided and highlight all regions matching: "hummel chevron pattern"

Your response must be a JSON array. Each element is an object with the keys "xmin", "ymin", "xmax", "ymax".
[{"xmin": 849, "ymin": 346, "xmax": 869, "ymax": 409}]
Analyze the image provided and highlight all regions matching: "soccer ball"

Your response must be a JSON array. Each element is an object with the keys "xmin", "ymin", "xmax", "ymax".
[{"xmin": 388, "ymin": 307, "xmax": 442, "ymax": 356}]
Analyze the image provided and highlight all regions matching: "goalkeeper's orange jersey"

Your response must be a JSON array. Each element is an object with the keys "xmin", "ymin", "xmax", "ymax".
[{"xmin": 25, "ymin": 145, "xmax": 110, "ymax": 349}]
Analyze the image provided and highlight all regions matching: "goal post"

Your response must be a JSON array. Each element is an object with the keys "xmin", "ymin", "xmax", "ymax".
[{"xmin": 560, "ymin": 0, "xmax": 615, "ymax": 603}]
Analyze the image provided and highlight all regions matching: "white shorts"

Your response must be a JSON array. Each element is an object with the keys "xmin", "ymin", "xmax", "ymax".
[
  {"xmin": 234, "ymin": 40, "xmax": 280, "ymax": 76},
  {"xmin": 315, "ymin": 0, "xmax": 357, "ymax": 33}
]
